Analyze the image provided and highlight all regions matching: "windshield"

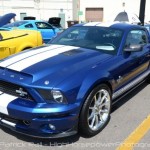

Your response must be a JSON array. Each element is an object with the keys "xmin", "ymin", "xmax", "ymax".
[
  {"xmin": 50, "ymin": 26, "xmax": 123, "ymax": 54},
  {"xmin": 3, "ymin": 21, "xmax": 28, "ymax": 28}
]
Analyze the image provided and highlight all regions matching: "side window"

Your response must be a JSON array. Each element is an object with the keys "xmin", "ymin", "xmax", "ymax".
[
  {"xmin": 125, "ymin": 30, "xmax": 148, "ymax": 48},
  {"xmin": 35, "ymin": 22, "xmax": 53, "ymax": 29},
  {"xmin": 25, "ymin": 24, "xmax": 34, "ymax": 28}
]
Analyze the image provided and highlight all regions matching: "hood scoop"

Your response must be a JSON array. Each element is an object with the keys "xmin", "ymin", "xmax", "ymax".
[{"xmin": 62, "ymin": 49, "xmax": 84, "ymax": 56}]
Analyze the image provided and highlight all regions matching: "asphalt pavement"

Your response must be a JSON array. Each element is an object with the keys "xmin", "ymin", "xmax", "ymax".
[{"xmin": 0, "ymin": 82, "xmax": 150, "ymax": 150}]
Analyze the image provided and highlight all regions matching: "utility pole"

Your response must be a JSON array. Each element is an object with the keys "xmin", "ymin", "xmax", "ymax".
[{"xmin": 139, "ymin": 0, "xmax": 146, "ymax": 26}]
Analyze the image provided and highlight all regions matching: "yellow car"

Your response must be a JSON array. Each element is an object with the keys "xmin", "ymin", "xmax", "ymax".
[{"xmin": 0, "ymin": 29, "xmax": 43, "ymax": 59}]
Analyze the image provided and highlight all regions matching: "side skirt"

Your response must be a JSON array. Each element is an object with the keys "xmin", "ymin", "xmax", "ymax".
[
  {"xmin": 112, "ymin": 70, "xmax": 150, "ymax": 104},
  {"xmin": 112, "ymin": 79, "xmax": 146, "ymax": 106}
]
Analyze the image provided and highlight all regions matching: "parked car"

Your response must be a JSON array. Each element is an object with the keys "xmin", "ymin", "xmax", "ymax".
[
  {"xmin": 0, "ymin": 22, "xmax": 150, "ymax": 138},
  {"xmin": 0, "ymin": 29, "xmax": 43, "ymax": 59},
  {"xmin": 2, "ymin": 20, "xmax": 60, "ymax": 43}
]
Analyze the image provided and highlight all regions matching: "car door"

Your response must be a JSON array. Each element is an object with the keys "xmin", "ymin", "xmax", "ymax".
[
  {"xmin": 112, "ymin": 29, "xmax": 150, "ymax": 96},
  {"xmin": 35, "ymin": 22, "xmax": 56, "ymax": 43}
]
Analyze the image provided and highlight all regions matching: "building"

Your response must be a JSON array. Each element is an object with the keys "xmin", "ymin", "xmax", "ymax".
[
  {"xmin": 0, "ymin": 0, "xmax": 73, "ymax": 28},
  {"xmin": 0, "ymin": 0, "xmax": 150, "ymax": 28},
  {"xmin": 76, "ymin": 0, "xmax": 150, "ymax": 23}
]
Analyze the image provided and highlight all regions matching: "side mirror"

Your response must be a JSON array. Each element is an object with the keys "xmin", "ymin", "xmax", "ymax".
[{"xmin": 124, "ymin": 44, "xmax": 143, "ymax": 52}]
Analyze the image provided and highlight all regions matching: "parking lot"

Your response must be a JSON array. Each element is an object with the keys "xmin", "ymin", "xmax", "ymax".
[{"xmin": 0, "ymin": 82, "xmax": 150, "ymax": 150}]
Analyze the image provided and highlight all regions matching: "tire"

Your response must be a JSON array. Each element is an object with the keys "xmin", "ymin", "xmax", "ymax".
[{"xmin": 79, "ymin": 84, "xmax": 112, "ymax": 137}]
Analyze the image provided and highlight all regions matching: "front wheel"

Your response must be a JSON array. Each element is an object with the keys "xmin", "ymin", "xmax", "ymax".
[{"xmin": 79, "ymin": 84, "xmax": 112, "ymax": 137}]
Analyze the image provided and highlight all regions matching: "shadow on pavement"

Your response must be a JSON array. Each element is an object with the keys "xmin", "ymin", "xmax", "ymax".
[{"xmin": 112, "ymin": 82, "xmax": 148, "ymax": 113}]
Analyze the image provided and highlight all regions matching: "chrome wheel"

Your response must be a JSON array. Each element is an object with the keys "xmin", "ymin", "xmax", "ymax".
[
  {"xmin": 79, "ymin": 84, "xmax": 111, "ymax": 137},
  {"xmin": 88, "ymin": 89, "xmax": 111, "ymax": 131}
]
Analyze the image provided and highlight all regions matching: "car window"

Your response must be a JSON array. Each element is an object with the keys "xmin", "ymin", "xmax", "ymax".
[
  {"xmin": 35, "ymin": 22, "xmax": 53, "ymax": 29},
  {"xmin": 25, "ymin": 23, "xmax": 34, "ymax": 28},
  {"xmin": 50, "ymin": 26, "xmax": 123, "ymax": 55},
  {"xmin": 125, "ymin": 30, "xmax": 148, "ymax": 48}
]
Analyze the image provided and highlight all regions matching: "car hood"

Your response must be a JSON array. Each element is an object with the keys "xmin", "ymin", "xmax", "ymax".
[
  {"xmin": 0, "ymin": 45, "xmax": 113, "ymax": 87},
  {"xmin": 48, "ymin": 17, "xmax": 61, "ymax": 26},
  {"xmin": 0, "ymin": 13, "xmax": 16, "ymax": 27}
]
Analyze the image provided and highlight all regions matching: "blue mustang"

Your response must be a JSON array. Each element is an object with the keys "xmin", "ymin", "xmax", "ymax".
[
  {"xmin": 2, "ymin": 20, "xmax": 60, "ymax": 43},
  {"xmin": 0, "ymin": 22, "xmax": 150, "ymax": 138}
]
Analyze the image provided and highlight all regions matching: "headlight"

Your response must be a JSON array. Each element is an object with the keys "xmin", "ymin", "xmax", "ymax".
[
  {"xmin": 51, "ymin": 90, "xmax": 67, "ymax": 104},
  {"xmin": 37, "ymin": 89, "xmax": 67, "ymax": 104}
]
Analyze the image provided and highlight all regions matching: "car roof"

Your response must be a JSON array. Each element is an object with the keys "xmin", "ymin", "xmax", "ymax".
[
  {"xmin": 8, "ymin": 20, "xmax": 48, "ymax": 24},
  {"xmin": 74, "ymin": 22, "xmax": 145, "ymax": 31}
]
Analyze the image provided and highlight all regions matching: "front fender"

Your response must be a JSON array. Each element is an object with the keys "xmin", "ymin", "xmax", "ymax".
[{"xmin": 76, "ymin": 69, "xmax": 113, "ymax": 105}]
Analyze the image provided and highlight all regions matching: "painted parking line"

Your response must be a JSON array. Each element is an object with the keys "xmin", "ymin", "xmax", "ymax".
[{"xmin": 116, "ymin": 115, "xmax": 150, "ymax": 150}]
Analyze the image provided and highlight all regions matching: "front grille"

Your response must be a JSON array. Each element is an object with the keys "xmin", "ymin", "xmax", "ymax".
[{"xmin": 0, "ymin": 80, "xmax": 33, "ymax": 100}]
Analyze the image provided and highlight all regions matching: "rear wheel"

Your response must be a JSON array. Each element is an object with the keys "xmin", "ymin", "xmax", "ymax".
[{"xmin": 79, "ymin": 84, "xmax": 112, "ymax": 137}]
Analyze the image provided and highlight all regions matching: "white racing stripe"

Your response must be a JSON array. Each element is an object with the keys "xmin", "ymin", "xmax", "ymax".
[
  {"xmin": 7, "ymin": 46, "xmax": 79, "ymax": 71},
  {"xmin": 0, "ymin": 45, "xmax": 62, "ymax": 68},
  {"xmin": 96, "ymin": 22, "xmax": 117, "ymax": 27},
  {"xmin": 84, "ymin": 22, "xmax": 101, "ymax": 26},
  {"xmin": 0, "ymin": 93, "xmax": 17, "ymax": 115},
  {"xmin": 83, "ymin": 22, "xmax": 117, "ymax": 27}
]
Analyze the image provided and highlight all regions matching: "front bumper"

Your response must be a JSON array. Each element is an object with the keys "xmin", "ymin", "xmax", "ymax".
[
  {"xmin": 0, "ymin": 113, "xmax": 78, "ymax": 138},
  {"xmin": 0, "ymin": 97, "xmax": 79, "ymax": 138}
]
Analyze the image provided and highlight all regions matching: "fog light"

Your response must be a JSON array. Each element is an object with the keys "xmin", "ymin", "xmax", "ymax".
[
  {"xmin": 23, "ymin": 120, "xmax": 30, "ymax": 126},
  {"xmin": 49, "ymin": 124, "xmax": 56, "ymax": 130}
]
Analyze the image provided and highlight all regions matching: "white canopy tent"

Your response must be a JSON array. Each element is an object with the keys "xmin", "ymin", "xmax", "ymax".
[{"xmin": 114, "ymin": 11, "xmax": 141, "ymax": 24}]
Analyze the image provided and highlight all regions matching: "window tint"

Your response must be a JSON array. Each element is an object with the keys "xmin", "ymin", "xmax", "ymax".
[
  {"xmin": 50, "ymin": 26, "xmax": 123, "ymax": 55},
  {"xmin": 25, "ymin": 23, "xmax": 33, "ymax": 28},
  {"xmin": 125, "ymin": 30, "xmax": 148, "ymax": 48},
  {"xmin": 35, "ymin": 22, "xmax": 53, "ymax": 29}
]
